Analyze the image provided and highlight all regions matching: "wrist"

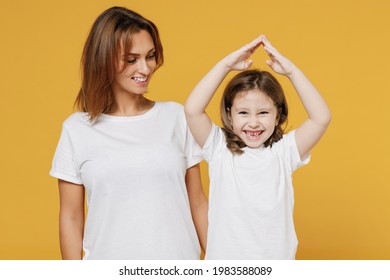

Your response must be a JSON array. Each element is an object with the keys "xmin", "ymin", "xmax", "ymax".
[
  {"xmin": 216, "ymin": 60, "xmax": 233, "ymax": 73},
  {"xmin": 286, "ymin": 64, "xmax": 301, "ymax": 80}
]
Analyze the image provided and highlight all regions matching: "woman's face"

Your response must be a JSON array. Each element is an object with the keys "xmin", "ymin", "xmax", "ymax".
[{"xmin": 112, "ymin": 30, "xmax": 157, "ymax": 96}]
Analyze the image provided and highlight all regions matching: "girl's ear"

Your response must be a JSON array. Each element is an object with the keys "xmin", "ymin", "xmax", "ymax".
[
  {"xmin": 227, "ymin": 108, "xmax": 232, "ymax": 125},
  {"xmin": 275, "ymin": 108, "xmax": 281, "ymax": 126}
]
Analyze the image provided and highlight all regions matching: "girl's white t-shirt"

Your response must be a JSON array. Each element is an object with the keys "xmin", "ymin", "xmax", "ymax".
[
  {"xmin": 203, "ymin": 123, "xmax": 310, "ymax": 260},
  {"xmin": 50, "ymin": 102, "xmax": 202, "ymax": 259}
]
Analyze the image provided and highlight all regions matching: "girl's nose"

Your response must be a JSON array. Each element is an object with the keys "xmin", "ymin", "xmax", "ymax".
[{"xmin": 249, "ymin": 117, "xmax": 260, "ymax": 128}]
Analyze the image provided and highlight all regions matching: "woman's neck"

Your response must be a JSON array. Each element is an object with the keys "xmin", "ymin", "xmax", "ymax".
[{"xmin": 108, "ymin": 93, "xmax": 155, "ymax": 116}]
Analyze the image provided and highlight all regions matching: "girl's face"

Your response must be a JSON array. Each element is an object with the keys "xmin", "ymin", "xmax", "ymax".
[
  {"xmin": 229, "ymin": 89, "xmax": 279, "ymax": 149},
  {"xmin": 112, "ymin": 30, "xmax": 157, "ymax": 96}
]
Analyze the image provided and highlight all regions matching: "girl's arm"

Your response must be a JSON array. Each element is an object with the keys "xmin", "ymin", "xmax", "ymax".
[
  {"xmin": 58, "ymin": 179, "xmax": 85, "ymax": 260},
  {"xmin": 262, "ymin": 36, "xmax": 331, "ymax": 159},
  {"xmin": 184, "ymin": 37, "xmax": 262, "ymax": 148},
  {"xmin": 185, "ymin": 164, "xmax": 208, "ymax": 253}
]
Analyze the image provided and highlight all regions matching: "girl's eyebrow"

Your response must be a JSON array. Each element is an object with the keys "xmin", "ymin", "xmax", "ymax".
[
  {"xmin": 234, "ymin": 106, "xmax": 273, "ymax": 111},
  {"xmin": 234, "ymin": 107, "xmax": 249, "ymax": 111}
]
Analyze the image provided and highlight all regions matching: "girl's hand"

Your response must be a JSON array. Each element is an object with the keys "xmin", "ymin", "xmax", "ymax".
[
  {"xmin": 262, "ymin": 35, "xmax": 296, "ymax": 76},
  {"xmin": 222, "ymin": 36, "xmax": 262, "ymax": 71}
]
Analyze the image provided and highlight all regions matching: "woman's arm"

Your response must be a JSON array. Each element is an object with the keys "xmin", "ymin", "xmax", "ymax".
[
  {"xmin": 58, "ymin": 179, "xmax": 85, "ymax": 260},
  {"xmin": 262, "ymin": 36, "xmax": 331, "ymax": 159},
  {"xmin": 184, "ymin": 37, "xmax": 262, "ymax": 147},
  {"xmin": 185, "ymin": 164, "xmax": 208, "ymax": 253}
]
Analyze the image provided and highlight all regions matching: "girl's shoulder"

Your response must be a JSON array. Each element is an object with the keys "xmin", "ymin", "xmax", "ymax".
[
  {"xmin": 270, "ymin": 129, "xmax": 310, "ymax": 170},
  {"xmin": 269, "ymin": 130, "xmax": 296, "ymax": 151}
]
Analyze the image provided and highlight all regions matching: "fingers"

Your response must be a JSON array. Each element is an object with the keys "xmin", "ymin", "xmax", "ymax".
[
  {"xmin": 249, "ymin": 36, "xmax": 263, "ymax": 48},
  {"xmin": 245, "ymin": 59, "xmax": 253, "ymax": 69},
  {"xmin": 242, "ymin": 36, "xmax": 263, "ymax": 53},
  {"xmin": 264, "ymin": 45, "xmax": 278, "ymax": 59},
  {"xmin": 261, "ymin": 35, "xmax": 280, "ymax": 59},
  {"xmin": 262, "ymin": 35, "xmax": 276, "ymax": 51},
  {"xmin": 234, "ymin": 35, "xmax": 283, "ymax": 70},
  {"xmin": 265, "ymin": 59, "xmax": 273, "ymax": 68}
]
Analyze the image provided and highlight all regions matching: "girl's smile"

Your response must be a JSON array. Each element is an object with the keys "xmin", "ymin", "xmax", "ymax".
[
  {"xmin": 243, "ymin": 130, "xmax": 264, "ymax": 140},
  {"xmin": 229, "ymin": 89, "xmax": 279, "ymax": 149}
]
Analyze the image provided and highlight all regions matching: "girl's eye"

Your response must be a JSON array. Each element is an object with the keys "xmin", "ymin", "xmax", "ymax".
[
  {"xmin": 259, "ymin": 111, "xmax": 269, "ymax": 115},
  {"xmin": 238, "ymin": 111, "xmax": 248, "ymax": 115}
]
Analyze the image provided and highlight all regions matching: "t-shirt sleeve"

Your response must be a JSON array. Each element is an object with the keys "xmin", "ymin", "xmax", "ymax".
[
  {"xmin": 202, "ymin": 123, "xmax": 225, "ymax": 163},
  {"xmin": 274, "ymin": 130, "xmax": 310, "ymax": 172},
  {"xmin": 184, "ymin": 125, "xmax": 203, "ymax": 169},
  {"xmin": 49, "ymin": 124, "xmax": 83, "ymax": 185},
  {"xmin": 176, "ymin": 104, "xmax": 203, "ymax": 169}
]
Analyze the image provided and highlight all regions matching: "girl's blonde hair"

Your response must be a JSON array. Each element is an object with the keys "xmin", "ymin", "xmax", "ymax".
[
  {"xmin": 220, "ymin": 69, "xmax": 288, "ymax": 154},
  {"xmin": 75, "ymin": 7, "xmax": 164, "ymax": 121}
]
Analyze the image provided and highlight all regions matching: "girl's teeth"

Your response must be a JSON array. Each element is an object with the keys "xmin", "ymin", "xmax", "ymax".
[{"xmin": 246, "ymin": 131, "xmax": 261, "ymax": 136}]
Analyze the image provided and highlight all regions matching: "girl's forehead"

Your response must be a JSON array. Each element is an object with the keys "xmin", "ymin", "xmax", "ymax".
[{"xmin": 234, "ymin": 89, "xmax": 274, "ymax": 105}]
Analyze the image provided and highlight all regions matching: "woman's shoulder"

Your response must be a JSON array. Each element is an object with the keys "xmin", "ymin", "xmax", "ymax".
[
  {"xmin": 62, "ymin": 112, "xmax": 90, "ymax": 128},
  {"xmin": 157, "ymin": 101, "xmax": 183, "ymax": 111},
  {"xmin": 156, "ymin": 101, "xmax": 185, "ymax": 118}
]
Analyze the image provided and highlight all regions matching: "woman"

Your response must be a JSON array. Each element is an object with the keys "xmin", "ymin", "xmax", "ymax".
[{"xmin": 50, "ymin": 6, "xmax": 207, "ymax": 260}]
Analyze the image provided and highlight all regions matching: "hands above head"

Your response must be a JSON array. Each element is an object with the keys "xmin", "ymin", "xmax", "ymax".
[
  {"xmin": 260, "ymin": 35, "xmax": 296, "ymax": 77},
  {"xmin": 221, "ymin": 36, "xmax": 263, "ymax": 71},
  {"xmin": 222, "ymin": 34, "xmax": 297, "ymax": 77}
]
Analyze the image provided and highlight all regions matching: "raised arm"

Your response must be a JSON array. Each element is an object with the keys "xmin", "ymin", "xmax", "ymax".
[
  {"xmin": 262, "ymin": 36, "xmax": 331, "ymax": 159},
  {"xmin": 184, "ymin": 37, "xmax": 262, "ymax": 147}
]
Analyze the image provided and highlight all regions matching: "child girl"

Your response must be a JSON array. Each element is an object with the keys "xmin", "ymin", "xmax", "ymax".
[{"xmin": 185, "ymin": 35, "xmax": 331, "ymax": 259}]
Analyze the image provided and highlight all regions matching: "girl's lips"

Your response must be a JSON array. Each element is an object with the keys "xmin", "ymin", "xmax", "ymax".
[
  {"xmin": 244, "ymin": 130, "xmax": 263, "ymax": 136},
  {"xmin": 243, "ymin": 130, "xmax": 264, "ymax": 140}
]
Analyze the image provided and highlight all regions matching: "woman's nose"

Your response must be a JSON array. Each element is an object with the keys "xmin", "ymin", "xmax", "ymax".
[{"xmin": 137, "ymin": 59, "xmax": 151, "ymax": 75}]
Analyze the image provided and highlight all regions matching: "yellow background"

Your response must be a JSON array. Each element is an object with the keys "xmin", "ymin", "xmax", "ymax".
[{"xmin": 1, "ymin": 0, "xmax": 389, "ymax": 259}]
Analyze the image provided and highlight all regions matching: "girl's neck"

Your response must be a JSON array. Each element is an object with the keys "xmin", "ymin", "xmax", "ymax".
[{"xmin": 108, "ymin": 93, "xmax": 155, "ymax": 117}]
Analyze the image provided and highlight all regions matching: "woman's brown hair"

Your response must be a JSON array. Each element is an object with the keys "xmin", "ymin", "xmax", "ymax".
[
  {"xmin": 75, "ymin": 7, "xmax": 164, "ymax": 120},
  {"xmin": 220, "ymin": 69, "xmax": 288, "ymax": 154}
]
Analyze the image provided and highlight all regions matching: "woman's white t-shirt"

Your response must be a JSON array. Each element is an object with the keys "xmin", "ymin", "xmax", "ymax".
[
  {"xmin": 203, "ymin": 123, "xmax": 310, "ymax": 260},
  {"xmin": 50, "ymin": 102, "xmax": 202, "ymax": 259}
]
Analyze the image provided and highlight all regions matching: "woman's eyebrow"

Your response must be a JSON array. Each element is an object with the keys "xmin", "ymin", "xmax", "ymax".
[{"xmin": 125, "ymin": 48, "xmax": 155, "ymax": 56}]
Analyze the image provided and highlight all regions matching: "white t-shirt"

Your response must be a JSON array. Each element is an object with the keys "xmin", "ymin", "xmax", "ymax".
[
  {"xmin": 203, "ymin": 123, "xmax": 310, "ymax": 260},
  {"xmin": 50, "ymin": 102, "xmax": 202, "ymax": 259}
]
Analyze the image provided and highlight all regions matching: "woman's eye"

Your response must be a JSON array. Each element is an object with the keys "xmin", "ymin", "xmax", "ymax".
[
  {"xmin": 127, "ymin": 58, "xmax": 137, "ymax": 64},
  {"xmin": 147, "ymin": 53, "xmax": 156, "ymax": 59}
]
